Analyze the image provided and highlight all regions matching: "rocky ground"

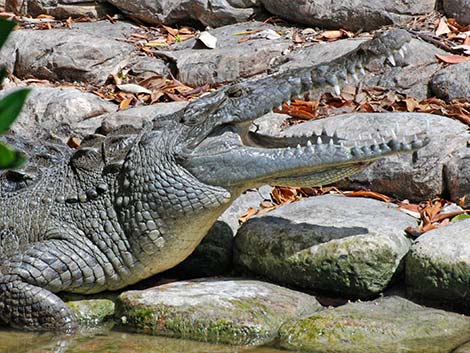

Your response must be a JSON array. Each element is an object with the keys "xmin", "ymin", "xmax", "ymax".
[{"xmin": 2, "ymin": 0, "xmax": 470, "ymax": 352}]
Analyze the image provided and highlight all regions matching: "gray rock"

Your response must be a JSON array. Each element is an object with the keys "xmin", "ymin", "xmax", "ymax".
[
  {"xmin": 7, "ymin": 0, "xmax": 111, "ymax": 18},
  {"xmin": 106, "ymin": 0, "xmax": 261, "ymax": 27},
  {"xmin": 285, "ymin": 113, "xmax": 469, "ymax": 202},
  {"xmin": 234, "ymin": 195, "xmax": 416, "ymax": 298},
  {"xmin": 127, "ymin": 56, "xmax": 171, "ymax": 81},
  {"xmin": 116, "ymin": 278, "xmax": 323, "ymax": 345},
  {"xmin": 158, "ymin": 22, "xmax": 293, "ymax": 87},
  {"xmin": 73, "ymin": 101, "xmax": 189, "ymax": 136},
  {"xmin": 406, "ymin": 218, "xmax": 470, "ymax": 307},
  {"xmin": 431, "ymin": 61, "xmax": 470, "ymax": 101},
  {"xmin": 260, "ymin": 0, "xmax": 434, "ymax": 31},
  {"xmin": 67, "ymin": 299, "xmax": 115, "ymax": 326},
  {"xmin": 0, "ymin": 23, "xmax": 135, "ymax": 85},
  {"xmin": 279, "ymin": 296, "xmax": 470, "ymax": 353},
  {"xmin": 5, "ymin": 87, "xmax": 116, "ymax": 140},
  {"xmin": 445, "ymin": 149, "xmax": 470, "ymax": 208},
  {"xmin": 443, "ymin": 0, "xmax": 470, "ymax": 26}
]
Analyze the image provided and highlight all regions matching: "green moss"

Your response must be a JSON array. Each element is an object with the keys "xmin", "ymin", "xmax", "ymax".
[{"xmin": 67, "ymin": 299, "xmax": 115, "ymax": 325}]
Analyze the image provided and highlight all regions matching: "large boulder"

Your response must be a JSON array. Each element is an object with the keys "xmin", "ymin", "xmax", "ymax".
[
  {"xmin": 443, "ymin": 0, "xmax": 470, "ymax": 26},
  {"xmin": 406, "ymin": 218, "xmax": 470, "ymax": 308},
  {"xmin": 0, "ymin": 22, "xmax": 136, "ymax": 85},
  {"xmin": 106, "ymin": 0, "xmax": 262, "ymax": 27},
  {"xmin": 116, "ymin": 278, "xmax": 323, "ymax": 345},
  {"xmin": 159, "ymin": 22, "xmax": 293, "ymax": 87},
  {"xmin": 279, "ymin": 296, "xmax": 470, "ymax": 353},
  {"xmin": 5, "ymin": 0, "xmax": 111, "ymax": 18},
  {"xmin": 235, "ymin": 195, "xmax": 416, "ymax": 298},
  {"xmin": 431, "ymin": 61, "xmax": 470, "ymax": 101},
  {"xmin": 260, "ymin": 0, "xmax": 435, "ymax": 31}
]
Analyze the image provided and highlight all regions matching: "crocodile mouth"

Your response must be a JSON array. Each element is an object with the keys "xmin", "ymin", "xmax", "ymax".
[{"xmin": 183, "ymin": 119, "xmax": 429, "ymax": 188}]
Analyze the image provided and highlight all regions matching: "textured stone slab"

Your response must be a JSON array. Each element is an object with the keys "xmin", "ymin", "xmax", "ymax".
[
  {"xmin": 106, "ymin": 0, "xmax": 261, "ymax": 27},
  {"xmin": 6, "ymin": 0, "xmax": 111, "ymax": 18},
  {"xmin": 431, "ymin": 61, "xmax": 470, "ymax": 101},
  {"xmin": 235, "ymin": 195, "xmax": 416, "ymax": 298},
  {"xmin": 260, "ymin": 0, "xmax": 434, "ymax": 31},
  {"xmin": 0, "ymin": 23, "xmax": 135, "ymax": 85},
  {"xmin": 406, "ymin": 218, "xmax": 470, "ymax": 306},
  {"xmin": 4, "ymin": 87, "xmax": 116, "ymax": 140},
  {"xmin": 159, "ymin": 22, "xmax": 292, "ymax": 87},
  {"xmin": 116, "ymin": 279, "xmax": 323, "ymax": 345},
  {"xmin": 285, "ymin": 113, "xmax": 468, "ymax": 202},
  {"xmin": 279, "ymin": 296, "xmax": 470, "ymax": 353}
]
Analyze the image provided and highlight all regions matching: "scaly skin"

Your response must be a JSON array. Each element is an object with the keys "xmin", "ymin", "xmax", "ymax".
[{"xmin": 0, "ymin": 29, "xmax": 429, "ymax": 332}]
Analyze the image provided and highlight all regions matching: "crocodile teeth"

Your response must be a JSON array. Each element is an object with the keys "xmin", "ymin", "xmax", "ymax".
[
  {"xmin": 387, "ymin": 54, "xmax": 396, "ymax": 67},
  {"xmin": 277, "ymin": 104, "xmax": 283, "ymax": 110},
  {"xmin": 328, "ymin": 139, "xmax": 334, "ymax": 146},
  {"xmin": 334, "ymin": 84, "xmax": 341, "ymax": 96},
  {"xmin": 307, "ymin": 140, "xmax": 313, "ymax": 147},
  {"xmin": 398, "ymin": 48, "xmax": 405, "ymax": 58},
  {"xmin": 316, "ymin": 137, "xmax": 322, "ymax": 145},
  {"xmin": 352, "ymin": 72, "xmax": 359, "ymax": 81}
]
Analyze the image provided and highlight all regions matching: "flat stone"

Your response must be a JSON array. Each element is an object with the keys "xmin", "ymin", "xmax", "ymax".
[
  {"xmin": 285, "ymin": 113, "xmax": 469, "ymax": 202},
  {"xmin": 443, "ymin": 0, "xmax": 470, "ymax": 25},
  {"xmin": 158, "ymin": 22, "xmax": 293, "ymax": 87},
  {"xmin": 7, "ymin": 0, "xmax": 112, "ymax": 18},
  {"xmin": 455, "ymin": 341, "xmax": 470, "ymax": 353},
  {"xmin": 431, "ymin": 61, "xmax": 470, "ymax": 101},
  {"xmin": 4, "ymin": 87, "xmax": 116, "ymax": 140},
  {"xmin": 279, "ymin": 296, "xmax": 470, "ymax": 353},
  {"xmin": 406, "ymin": 218, "xmax": 470, "ymax": 307},
  {"xmin": 67, "ymin": 299, "xmax": 115, "ymax": 326},
  {"xmin": 234, "ymin": 195, "xmax": 416, "ymax": 298},
  {"xmin": 0, "ymin": 22, "xmax": 135, "ymax": 85},
  {"xmin": 445, "ymin": 149, "xmax": 470, "ymax": 208},
  {"xmin": 73, "ymin": 101, "xmax": 188, "ymax": 136},
  {"xmin": 106, "ymin": 0, "xmax": 261, "ymax": 27},
  {"xmin": 260, "ymin": 0, "xmax": 434, "ymax": 31},
  {"xmin": 116, "ymin": 278, "xmax": 323, "ymax": 345}
]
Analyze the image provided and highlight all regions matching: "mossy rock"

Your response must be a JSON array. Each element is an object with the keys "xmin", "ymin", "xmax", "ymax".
[
  {"xmin": 279, "ymin": 296, "xmax": 470, "ymax": 353},
  {"xmin": 67, "ymin": 299, "xmax": 115, "ymax": 326},
  {"xmin": 116, "ymin": 278, "xmax": 323, "ymax": 345}
]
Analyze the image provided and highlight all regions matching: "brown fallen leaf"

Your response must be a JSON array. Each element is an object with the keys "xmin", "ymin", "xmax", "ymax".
[
  {"xmin": 344, "ymin": 190, "xmax": 392, "ymax": 203},
  {"xmin": 435, "ymin": 54, "xmax": 470, "ymax": 64},
  {"xmin": 436, "ymin": 17, "xmax": 451, "ymax": 36},
  {"xmin": 239, "ymin": 207, "xmax": 258, "ymax": 223}
]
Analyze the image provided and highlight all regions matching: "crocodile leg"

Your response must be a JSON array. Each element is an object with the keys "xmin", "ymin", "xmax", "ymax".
[{"xmin": 0, "ymin": 238, "xmax": 109, "ymax": 331}]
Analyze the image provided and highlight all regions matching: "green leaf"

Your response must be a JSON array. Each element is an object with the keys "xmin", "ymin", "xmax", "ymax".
[
  {"xmin": 0, "ymin": 19, "xmax": 16, "ymax": 49},
  {"xmin": 0, "ymin": 142, "xmax": 26, "ymax": 169},
  {"xmin": 0, "ymin": 88, "xmax": 31, "ymax": 133},
  {"xmin": 451, "ymin": 213, "xmax": 470, "ymax": 223}
]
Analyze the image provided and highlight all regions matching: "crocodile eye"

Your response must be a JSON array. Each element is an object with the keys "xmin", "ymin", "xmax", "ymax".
[{"xmin": 227, "ymin": 85, "xmax": 244, "ymax": 97}]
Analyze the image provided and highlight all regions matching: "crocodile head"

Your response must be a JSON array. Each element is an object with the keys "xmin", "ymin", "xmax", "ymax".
[{"xmin": 172, "ymin": 29, "xmax": 428, "ymax": 194}]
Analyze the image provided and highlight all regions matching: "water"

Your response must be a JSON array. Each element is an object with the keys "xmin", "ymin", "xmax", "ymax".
[{"xmin": 0, "ymin": 328, "xmax": 289, "ymax": 353}]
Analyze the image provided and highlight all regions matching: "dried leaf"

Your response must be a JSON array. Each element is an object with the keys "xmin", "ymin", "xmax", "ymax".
[
  {"xmin": 239, "ymin": 207, "xmax": 258, "ymax": 223},
  {"xmin": 117, "ymin": 83, "xmax": 152, "ymax": 95},
  {"xmin": 435, "ymin": 54, "xmax": 470, "ymax": 64},
  {"xmin": 319, "ymin": 30, "xmax": 343, "ymax": 40},
  {"xmin": 344, "ymin": 190, "xmax": 391, "ymax": 202},
  {"xmin": 436, "ymin": 18, "xmax": 451, "ymax": 36}
]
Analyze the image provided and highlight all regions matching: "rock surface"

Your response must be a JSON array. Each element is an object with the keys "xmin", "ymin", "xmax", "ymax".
[
  {"xmin": 260, "ymin": 0, "xmax": 435, "ymax": 31},
  {"xmin": 67, "ymin": 299, "xmax": 115, "ymax": 326},
  {"xmin": 406, "ymin": 218, "xmax": 470, "ymax": 307},
  {"xmin": 107, "ymin": 0, "xmax": 261, "ymax": 27},
  {"xmin": 431, "ymin": 61, "xmax": 470, "ymax": 101},
  {"xmin": 285, "ymin": 113, "xmax": 469, "ymax": 202},
  {"xmin": 0, "ymin": 22, "xmax": 136, "ymax": 85},
  {"xmin": 6, "ymin": 0, "xmax": 111, "ymax": 18},
  {"xmin": 443, "ymin": 0, "xmax": 470, "ymax": 25},
  {"xmin": 116, "ymin": 278, "xmax": 323, "ymax": 345},
  {"xmin": 235, "ymin": 195, "xmax": 416, "ymax": 298},
  {"xmin": 159, "ymin": 22, "xmax": 293, "ymax": 87},
  {"xmin": 279, "ymin": 296, "xmax": 470, "ymax": 353},
  {"xmin": 6, "ymin": 87, "xmax": 116, "ymax": 140}
]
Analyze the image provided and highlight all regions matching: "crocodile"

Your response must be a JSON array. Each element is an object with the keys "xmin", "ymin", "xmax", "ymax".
[{"xmin": 0, "ymin": 29, "xmax": 429, "ymax": 332}]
